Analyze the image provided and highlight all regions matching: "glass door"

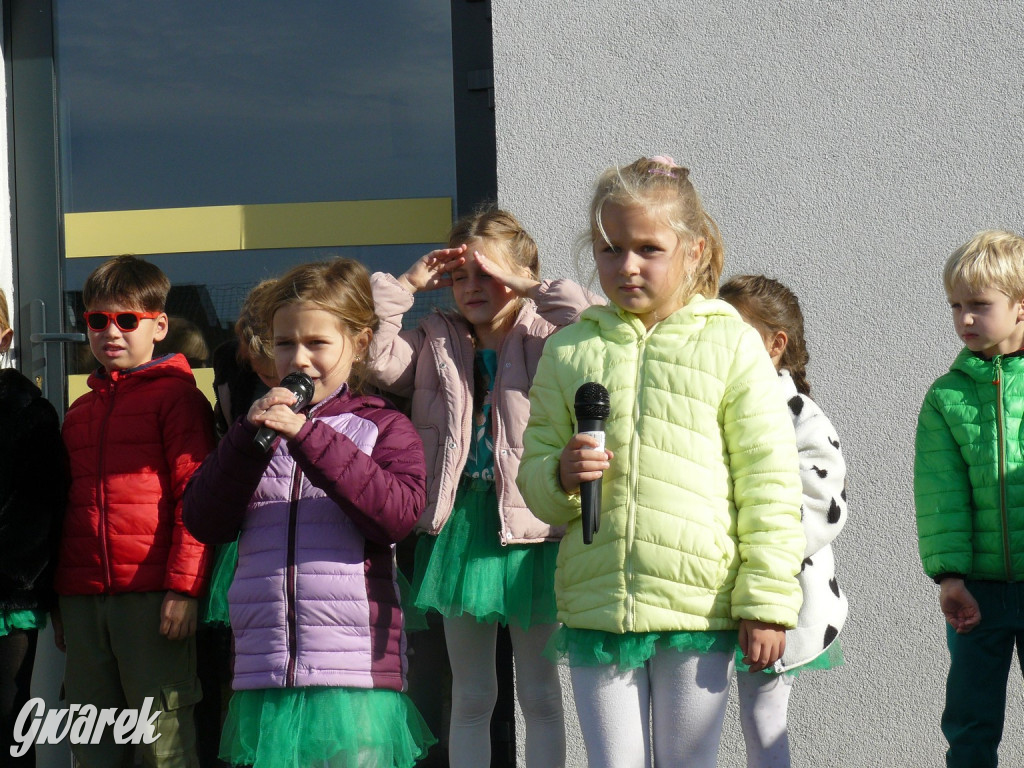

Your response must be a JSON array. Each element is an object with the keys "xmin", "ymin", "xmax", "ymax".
[
  {"xmin": 52, "ymin": 0, "xmax": 458, "ymax": 403},
  {"xmin": 7, "ymin": 3, "xmax": 498, "ymax": 766}
]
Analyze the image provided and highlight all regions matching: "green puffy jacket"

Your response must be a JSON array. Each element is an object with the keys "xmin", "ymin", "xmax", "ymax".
[
  {"xmin": 915, "ymin": 348, "xmax": 1024, "ymax": 581},
  {"xmin": 519, "ymin": 297, "xmax": 804, "ymax": 633}
]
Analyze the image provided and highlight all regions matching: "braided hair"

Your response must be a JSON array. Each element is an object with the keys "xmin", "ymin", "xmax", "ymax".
[{"xmin": 719, "ymin": 274, "xmax": 812, "ymax": 396}]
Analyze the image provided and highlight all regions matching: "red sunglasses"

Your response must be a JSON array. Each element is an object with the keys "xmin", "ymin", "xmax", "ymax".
[{"xmin": 83, "ymin": 310, "xmax": 162, "ymax": 333}]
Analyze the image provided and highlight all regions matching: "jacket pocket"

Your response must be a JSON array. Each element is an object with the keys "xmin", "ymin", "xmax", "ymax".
[
  {"xmin": 159, "ymin": 677, "xmax": 203, "ymax": 711},
  {"xmin": 149, "ymin": 677, "xmax": 203, "ymax": 760}
]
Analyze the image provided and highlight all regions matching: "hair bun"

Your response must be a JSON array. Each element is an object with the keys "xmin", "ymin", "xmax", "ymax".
[
  {"xmin": 647, "ymin": 155, "xmax": 690, "ymax": 180},
  {"xmin": 648, "ymin": 154, "xmax": 677, "ymax": 167}
]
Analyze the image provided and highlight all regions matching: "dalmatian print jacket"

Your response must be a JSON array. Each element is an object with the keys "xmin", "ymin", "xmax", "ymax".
[{"xmin": 776, "ymin": 370, "xmax": 849, "ymax": 672}]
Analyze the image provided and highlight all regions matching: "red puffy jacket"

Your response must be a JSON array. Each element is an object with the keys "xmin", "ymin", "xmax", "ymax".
[{"xmin": 55, "ymin": 354, "xmax": 216, "ymax": 597}]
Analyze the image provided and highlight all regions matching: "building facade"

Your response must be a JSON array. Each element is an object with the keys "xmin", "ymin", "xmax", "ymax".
[{"xmin": 4, "ymin": 2, "xmax": 1024, "ymax": 766}]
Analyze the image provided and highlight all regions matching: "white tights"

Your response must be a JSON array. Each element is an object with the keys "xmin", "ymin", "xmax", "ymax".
[
  {"xmin": 569, "ymin": 649, "xmax": 734, "ymax": 768},
  {"xmin": 735, "ymin": 670, "xmax": 793, "ymax": 768},
  {"xmin": 443, "ymin": 615, "xmax": 565, "ymax": 768}
]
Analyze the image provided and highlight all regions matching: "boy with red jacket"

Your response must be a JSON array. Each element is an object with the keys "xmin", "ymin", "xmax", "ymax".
[{"xmin": 52, "ymin": 255, "xmax": 216, "ymax": 767}]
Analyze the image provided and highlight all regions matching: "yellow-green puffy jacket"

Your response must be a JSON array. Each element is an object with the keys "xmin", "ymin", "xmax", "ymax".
[{"xmin": 519, "ymin": 296, "xmax": 804, "ymax": 633}]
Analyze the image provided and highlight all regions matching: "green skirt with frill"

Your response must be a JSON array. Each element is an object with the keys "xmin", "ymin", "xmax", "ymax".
[
  {"xmin": 549, "ymin": 626, "xmax": 738, "ymax": 670},
  {"xmin": 550, "ymin": 626, "xmax": 844, "ymax": 678},
  {"xmin": 220, "ymin": 686, "xmax": 435, "ymax": 768},
  {"xmin": 409, "ymin": 477, "xmax": 558, "ymax": 630},
  {"xmin": 200, "ymin": 541, "xmax": 238, "ymax": 628},
  {"xmin": 736, "ymin": 639, "xmax": 845, "ymax": 677},
  {"xmin": 0, "ymin": 609, "xmax": 46, "ymax": 636}
]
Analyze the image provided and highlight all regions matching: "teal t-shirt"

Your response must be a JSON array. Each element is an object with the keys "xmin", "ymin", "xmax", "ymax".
[{"xmin": 462, "ymin": 349, "xmax": 497, "ymax": 480}]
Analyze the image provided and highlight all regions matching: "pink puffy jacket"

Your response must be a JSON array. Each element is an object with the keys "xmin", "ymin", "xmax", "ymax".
[{"xmin": 367, "ymin": 272, "xmax": 595, "ymax": 544}]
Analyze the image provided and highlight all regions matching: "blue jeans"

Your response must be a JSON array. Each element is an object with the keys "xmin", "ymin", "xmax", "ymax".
[{"xmin": 943, "ymin": 580, "xmax": 1024, "ymax": 768}]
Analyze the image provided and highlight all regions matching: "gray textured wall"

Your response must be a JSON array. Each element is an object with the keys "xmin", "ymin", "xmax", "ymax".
[{"xmin": 492, "ymin": 2, "xmax": 1024, "ymax": 765}]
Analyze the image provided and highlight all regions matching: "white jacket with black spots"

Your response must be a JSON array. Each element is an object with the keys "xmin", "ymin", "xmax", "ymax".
[{"xmin": 776, "ymin": 369, "xmax": 849, "ymax": 672}]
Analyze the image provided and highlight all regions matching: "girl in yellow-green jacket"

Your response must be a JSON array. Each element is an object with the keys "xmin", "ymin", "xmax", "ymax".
[{"xmin": 519, "ymin": 156, "xmax": 804, "ymax": 768}]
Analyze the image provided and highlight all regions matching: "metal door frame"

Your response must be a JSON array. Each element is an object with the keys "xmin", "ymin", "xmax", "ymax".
[{"xmin": 5, "ymin": 0, "xmax": 499, "ymax": 416}]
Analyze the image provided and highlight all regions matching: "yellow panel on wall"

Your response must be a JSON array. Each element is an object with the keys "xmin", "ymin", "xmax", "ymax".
[
  {"xmin": 68, "ymin": 367, "xmax": 217, "ymax": 408},
  {"xmin": 64, "ymin": 198, "xmax": 452, "ymax": 259},
  {"xmin": 65, "ymin": 206, "xmax": 244, "ymax": 258},
  {"xmin": 241, "ymin": 199, "xmax": 452, "ymax": 249},
  {"xmin": 67, "ymin": 374, "xmax": 88, "ymax": 406}
]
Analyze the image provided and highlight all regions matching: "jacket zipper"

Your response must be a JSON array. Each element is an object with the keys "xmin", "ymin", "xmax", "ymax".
[
  {"xmin": 285, "ymin": 461, "xmax": 303, "ymax": 687},
  {"xmin": 994, "ymin": 356, "xmax": 1013, "ymax": 580},
  {"xmin": 98, "ymin": 377, "xmax": 119, "ymax": 592},
  {"xmin": 626, "ymin": 335, "xmax": 646, "ymax": 628},
  {"xmin": 492, "ymin": 333, "xmax": 510, "ymax": 547}
]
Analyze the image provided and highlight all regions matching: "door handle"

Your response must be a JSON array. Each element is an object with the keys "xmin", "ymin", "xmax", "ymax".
[
  {"xmin": 28, "ymin": 299, "xmax": 86, "ymax": 393},
  {"xmin": 30, "ymin": 332, "xmax": 87, "ymax": 343}
]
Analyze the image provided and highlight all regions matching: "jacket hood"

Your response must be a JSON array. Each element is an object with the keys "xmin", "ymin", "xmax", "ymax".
[
  {"xmin": 305, "ymin": 382, "xmax": 395, "ymax": 420},
  {"xmin": 87, "ymin": 353, "xmax": 197, "ymax": 391},
  {"xmin": 0, "ymin": 368, "xmax": 43, "ymax": 411},
  {"xmin": 777, "ymin": 368, "xmax": 798, "ymax": 397},
  {"xmin": 579, "ymin": 294, "xmax": 742, "ymax": 342},
  {"xmin": 949, "ymin": 346, "xmax": 1024, "ymax": 383}
]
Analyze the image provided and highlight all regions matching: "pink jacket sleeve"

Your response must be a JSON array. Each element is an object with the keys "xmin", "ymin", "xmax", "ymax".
[{"xmin": 365, "ymin": 272, "xmax": 430, "ymax": 398}]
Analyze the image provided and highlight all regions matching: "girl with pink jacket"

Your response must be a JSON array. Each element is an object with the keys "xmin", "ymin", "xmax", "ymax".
[{"xmin": 367, "ymin": 208, "xmax": 595, "ymax": 767}]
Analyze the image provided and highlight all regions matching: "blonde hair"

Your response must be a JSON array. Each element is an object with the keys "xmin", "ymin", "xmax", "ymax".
[
  {"xmin": 580, "ymin": 157, "xmax": 725, "ymax": 300},
  {"xmin": 235, "ymin": 279, "xmax": 277, "ymax": 369},
  {"xmin": 448, "ymin": 206, "xmax": 540, "ymax": 279},
  {"xmin": 943, "ymin": 230, "xmax": 1024, "ymax": 300},
  {"xmin": 155, "ymin": 316, "xmax": 209, "ymax": 368},
  {"xmin": 0, "ymin": 288, "xmax": 9, "ymax": 335},
  {"xmin": 264, "ymin": 258, "xmax": 378, "ymax": 392}
]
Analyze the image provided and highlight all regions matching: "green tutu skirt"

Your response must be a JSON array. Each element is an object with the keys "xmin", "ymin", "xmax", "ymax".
[
  {"xmin": 548, "ymin": 626, "xmax": 738, "ymax": 671},
  {"xmin": 200, "ymin": 540, "xmax": 238, "ymax": 628},
  {"xmin": 0, "ymin": 609, "xmax": 46, "ymax": 636},
  {"xmin": 220, "ymin": 686, "xmax": 435, "ymax": 768},
  {"xmin": 550, "ymin": 626, "xmax": 844, "ymax": 678},
  {"xmin": 736, "ymin": 638, "xmax": 846, "ymax": 677},
  {"xmin": 410, "ymin": 477, "xmax": 558, "ymax": 630},
  {"xmin": 397, "ymin": 569, "xmax": 428, "ymax": 633}
]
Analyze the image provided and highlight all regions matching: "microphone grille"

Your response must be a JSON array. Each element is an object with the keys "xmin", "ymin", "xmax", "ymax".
[
  {"xmin": 281, "ymin": 371, "xmax": 315, "ymax": 406},
  {"xmin": 574, "ymin": 382, "xmax": 610, "ymax": 420}
]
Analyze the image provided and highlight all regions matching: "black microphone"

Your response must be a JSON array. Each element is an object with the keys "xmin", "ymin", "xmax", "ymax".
[
  {"xmin": 574, "ymin": 382, "xmax": 610, "ymax": 545},
  {"xmin": 253, "ymin": 371, "xmax": 315, "ymax": 452}
]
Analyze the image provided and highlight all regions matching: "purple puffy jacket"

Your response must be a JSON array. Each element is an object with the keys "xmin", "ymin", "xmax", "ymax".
[{"xmin": 183, "ymin": 385, "xmax": 426, "ymax": 692}]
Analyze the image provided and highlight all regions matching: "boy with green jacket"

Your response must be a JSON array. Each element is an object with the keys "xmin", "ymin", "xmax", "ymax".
[{"xmin": 915, "ymin": 229, "xmax": 1024, "ymax": 768}]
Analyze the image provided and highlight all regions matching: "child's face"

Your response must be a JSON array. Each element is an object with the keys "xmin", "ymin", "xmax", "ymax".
[
  {"xmin": 237, "ymin": 340, "xmax": 279, "ymax": 389},
  {"xmin": 86, "ymin": 303, "xmax": 168, "ymax": 373},
  {"xmin": 272, "ymin": 302, "xmax": 368, "ymax": 404},
  {"xmin": 450, "ymin": 237, "xmax": 521, "ymax": 334},
  {"xmin": 948, "ymin": 283, "xmax": 1024, "ymax": 359},
  {"xmin": 594, "ymin": 203, "xmax": 704, "ymax": 329},
  {"xmin": 252, "ymin": 357, "xmax": 279, "ymax": 389}
]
